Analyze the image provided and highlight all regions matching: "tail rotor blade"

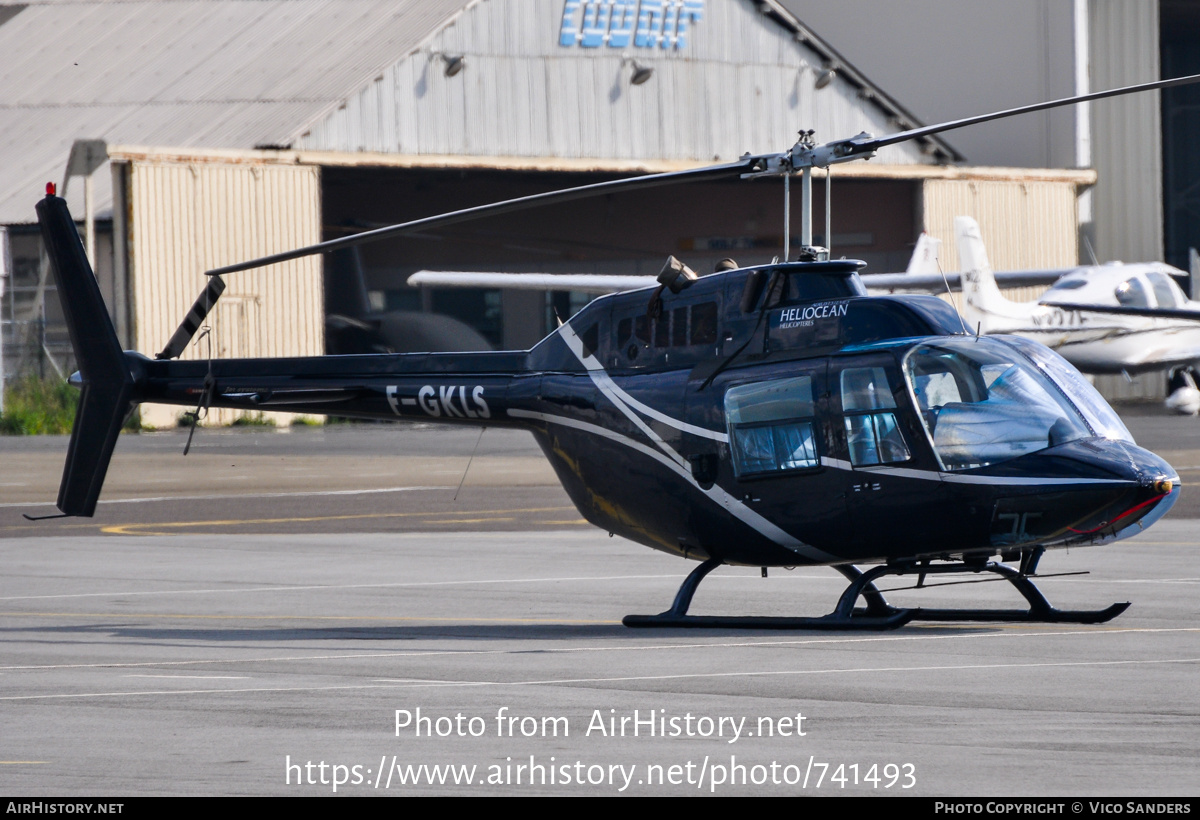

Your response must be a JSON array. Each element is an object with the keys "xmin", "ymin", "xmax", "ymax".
[{"xmin": 157, "ymin": 275, "xmax": 226, "ymax": 360}]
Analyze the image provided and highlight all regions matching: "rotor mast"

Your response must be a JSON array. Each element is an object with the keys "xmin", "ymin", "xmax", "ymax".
[{"xmin": 745, "ymin": 128, "xmax": 876, "ymax": 263}]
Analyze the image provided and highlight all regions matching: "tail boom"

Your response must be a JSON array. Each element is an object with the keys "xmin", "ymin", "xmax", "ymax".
[{"xmin": 36, "ymin": 193, "xmax": 529, "ymax": 517}]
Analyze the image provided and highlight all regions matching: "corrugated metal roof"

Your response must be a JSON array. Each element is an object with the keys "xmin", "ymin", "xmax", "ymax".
[
  {"xmin": 0, "ymin": 0, "xmax": 469, "ymax": 223},
  {"xmin": 296, "ymin": 0, "xmax": 961, "ymax": 165},
  {"xmin": 0, "ymin": 0, "xmax": 953, "ymax": 224}
]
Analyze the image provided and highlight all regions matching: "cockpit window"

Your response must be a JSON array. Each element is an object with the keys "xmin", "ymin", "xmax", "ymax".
[
  {"xmin": 1115, "ymin": 278, "xmax": 1150, "ymax": 308},
  {"xmin": 904, "ymin": 339, "xmax": 1092, "ymax": 471},
  {"xmin": 1044, "ymin": 277, "xmax": 1087, "ymax": 293},
  {"xmin": 725, "ymin": 377, "xmax": 819, "ymax": 477},
  {"xmin": 997, "ymin": 335, "xmax": 1134, "ymax": 442},
  {"xmin": 1147, "ymin": 272, "xmax": 1181, "ymax": 308}
]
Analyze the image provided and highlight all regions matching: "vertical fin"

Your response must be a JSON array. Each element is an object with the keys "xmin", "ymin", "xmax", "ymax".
[
  {"xmin": 955, "ymin": 215, "xmax": 1017, "ymax": 333},
  {"xmin": 36, "ymin": 193, "xmax": 138, "ymax": 517},
  {"xmin": 904, "ymin": 232, "xmax": 942, "ymax": 276}
]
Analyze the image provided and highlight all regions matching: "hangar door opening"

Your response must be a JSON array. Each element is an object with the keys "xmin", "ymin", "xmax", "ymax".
[{"xmin": 319, "ymin": 165, "xmax": 920, "ymax": 352}]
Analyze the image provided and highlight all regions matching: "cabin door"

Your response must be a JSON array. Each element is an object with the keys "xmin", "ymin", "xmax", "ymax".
[{"xmin": 829, "ymin": 354, "xmax": 949, "ymax": 556}]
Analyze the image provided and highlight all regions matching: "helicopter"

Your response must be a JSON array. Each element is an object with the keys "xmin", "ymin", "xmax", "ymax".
[{"xmin": 33, "ymin": 73, "xmax": 1199, "ymax": 630}]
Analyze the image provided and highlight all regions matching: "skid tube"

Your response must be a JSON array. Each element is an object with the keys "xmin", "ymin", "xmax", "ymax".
[{"xmin": 622, "ymin": 555, "xmax": 1130, "ymax": 630}]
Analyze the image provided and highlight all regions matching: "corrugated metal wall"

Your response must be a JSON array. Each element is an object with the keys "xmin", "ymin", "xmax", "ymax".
[
  {"xmin": 921, "ymin": 178, "xmax": 1079, "ymax": 272},
  {"xmin": 1089, "ymin": 1, "xmax": 1162, "ymax": 264},
  {"xmin": 127, "ymin": 158, "xmax": 323, "ymax": 426},
  {"xmin": 296, "ymin": 0, "xmax": 929, "ymax": 166}
]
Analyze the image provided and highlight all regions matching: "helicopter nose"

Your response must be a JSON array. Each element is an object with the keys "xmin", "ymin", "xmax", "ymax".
[
  {"xmin": 1046, "ymin": 439, "xmax": 1178, "ymax": 541},
  {"xmin": 987, "ymin": 438, "xmax": 1178, "ymax": 547}
]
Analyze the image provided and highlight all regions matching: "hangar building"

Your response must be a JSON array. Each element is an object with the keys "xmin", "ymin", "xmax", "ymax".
[{"xmin": 0, "ymin": 0, "xmax": 1107, "ymax": 423}]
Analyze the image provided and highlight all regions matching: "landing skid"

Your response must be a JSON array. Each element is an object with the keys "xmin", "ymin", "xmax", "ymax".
[{"xmin": 622, "ymin": 557, "xmax": 1130, "ymax": 630}]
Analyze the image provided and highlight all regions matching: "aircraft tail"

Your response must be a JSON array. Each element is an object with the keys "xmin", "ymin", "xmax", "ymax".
[
  {"xmin": 36, "ymin": 192, "xmax": 141, "ymax": 516},
  {"xmin": 954, "ymin": 215, "xmax": 1032, "ymax": 332},
  {"xmin": 904, "ymin": 232, "xmax": 942, "ymax": 276}
]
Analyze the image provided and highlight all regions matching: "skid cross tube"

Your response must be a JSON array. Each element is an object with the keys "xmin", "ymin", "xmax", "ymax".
[
  {"xmin": 622, "ymin": 558, "xmax": 911, "ymax": 630},
  {"xmin": 840, "ymin": 561, "xmax": 1131, "ymax": 624},
  {"xmin": 622, "ymin": 557, "xmax": 1128, "ymax": 630}
]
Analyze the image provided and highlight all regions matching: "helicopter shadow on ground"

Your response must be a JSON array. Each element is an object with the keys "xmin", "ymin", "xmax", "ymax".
[{"xmin": 0, "ymin": 620, "xmax": 1003, "ymax": 644}]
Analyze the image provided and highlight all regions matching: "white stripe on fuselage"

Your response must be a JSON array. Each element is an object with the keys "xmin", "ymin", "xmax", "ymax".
[
  {"xmin": 822, "ymin": 458, "xmax": 1139, "ymax": 486},
  {"xmin": 542, "ymin": 323, "xmax": 1143, "ymax": 555},
  {"xmin": 550, "ymin": 324, "xmax": 831, "ymax": 559},
  {"xmin": 507, "ymin": 408, "xmax": 835, "ymax": 561},
  {"xmin": 557, "ymin": 323, "xmax": 728, "ymax": 443}
]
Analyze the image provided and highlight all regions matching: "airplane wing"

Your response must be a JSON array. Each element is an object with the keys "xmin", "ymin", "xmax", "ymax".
[
  {"xmin": 1039, "ymin": 301, "xmax": 1200, "ymax": 321},
  {"xmin": 861, "ymin": 269, "xmax": 1070, "ymax": 291}
]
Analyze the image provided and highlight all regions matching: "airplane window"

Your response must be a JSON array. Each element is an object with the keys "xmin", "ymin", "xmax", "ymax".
[
  {"xmin": 1147, "ymin": 273, "xmax": 1180, "ymax": 308},
  {"xmin": 635, "ymin": 315, "xmax": 650, "ymax": 346},
  {"xmin": 912, "ymin": 371, "xmax": 961, "ymax": 406},
  {"xmin": 1115, "ymin": 278, "xmax": 1150, "ymax": 308},
  {"xmin": 654, "ymin": 312, "xmax": 671, "ymax": 348},
  {"xmin": 772, "ymin": 424, "xmax": 818, "ymax": 469},
  {"xmin": 616, "ymin": 317, "xmax": 632, "ymax": 348},
  {"xmin": 1000, "ymin": 335, "xmax": 1133, "ymax": 442},
  {"xmin": 904, "ymin": 339, "xmax": 1091, "ymax": 470},
  {"xmin": 580, "ymin": 323, "xmax": 599, "ymax": 358},
  {"xmin": 725, "ymin": 376, "xmax": 818, "ymax": 477},
  {"xmin": 1045, "ymin": 278, "xmax": 1087, "ymax": 292}
]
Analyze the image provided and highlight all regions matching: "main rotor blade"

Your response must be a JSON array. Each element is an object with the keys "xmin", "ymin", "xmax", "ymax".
[
  {"xmin": 204, "ymin": 73, "xmax": 1200, "ymax": 277},
  {"xmin": 204, "ymin": 158, "xmax": 759, "ymax": 277},
  {"xmin": 857, "ymin": 73, "xmax": 1200, "ymax": 154}
]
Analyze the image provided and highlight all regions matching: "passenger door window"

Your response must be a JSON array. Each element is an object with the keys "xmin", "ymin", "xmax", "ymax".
[
  {"xmin": 840, "ymin": 366, "xmax": 910, "ymax": 466},
  {"xmin": 725, "ymin": 376, "xmax": 819, "ymax": 477}
]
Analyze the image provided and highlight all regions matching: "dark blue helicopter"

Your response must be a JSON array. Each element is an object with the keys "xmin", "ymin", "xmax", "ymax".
[{"xmin": 34, "ymin": 75, "xmax": 1197, "ymax": 630}]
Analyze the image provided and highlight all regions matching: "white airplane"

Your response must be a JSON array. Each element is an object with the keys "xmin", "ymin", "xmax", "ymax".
[
  {"xmin": 406, "ymin": 218, "xmax": 1200, "ymax": 412},
  {"xmin": 954, "ymin": 216, "xmax": 1200, "ymax": 414}
]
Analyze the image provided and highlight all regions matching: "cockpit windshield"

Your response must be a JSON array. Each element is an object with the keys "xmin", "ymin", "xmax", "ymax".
[{"xmin": 904, "ymin": 338, "xmax": 1093, "ymax": 471}]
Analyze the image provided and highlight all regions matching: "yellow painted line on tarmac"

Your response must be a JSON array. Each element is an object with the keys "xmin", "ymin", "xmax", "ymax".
[{"xmin": 99, "ymin": 506, "xmax": 580, "ymax": 535}]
